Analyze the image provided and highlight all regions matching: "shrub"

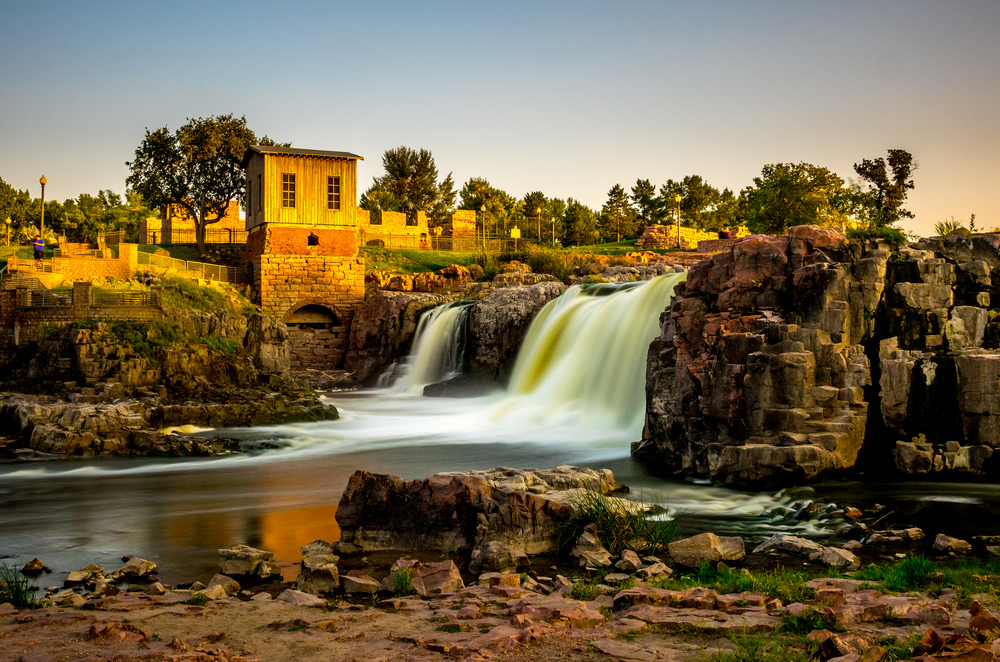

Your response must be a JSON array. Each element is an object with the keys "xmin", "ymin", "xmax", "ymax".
[
  {"xmin": 846, "ymin": 226, "xmax": 908, "ymax": 246},
  {"xmin": 0, "ymin": 561, "xmax": 37, "ymax": 609},
  {"xmin": 557, "ymin": 489, "xmax": 681, "ymax": 555},
  {"xmin": 393, "ymin": 568, "xmax": 416, "ymax": 596}
]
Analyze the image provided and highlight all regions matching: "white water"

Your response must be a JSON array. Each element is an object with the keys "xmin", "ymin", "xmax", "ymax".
[
  {"xmin": 390, "ymin": 301, "xmax": 472, "ymax": 394},
  {"xmin": 0, "ymin": 273, "xmax": 866, "ymax": 582}
]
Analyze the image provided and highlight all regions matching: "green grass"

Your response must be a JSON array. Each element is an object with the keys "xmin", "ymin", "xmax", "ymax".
[
  {"xmin": 708, "ymin": 631, "xmax": 819, "ymax": 662},
  {"xmin": 557, "ymin": 489, "xmax": 681, "ymax": 555},
  {"xmin": 845, "ymin": 226, "xmax": 908, "ymax": 246},
  {"xmin": 160, "ymin": 273, "xmax": 255, "ymax": 315},
  {"xmin": 184, "ymin": 593, "xmax": 209, "ymax": 606},
  {"xmin": 852, "ymin": 555, "xmax": 936, "ymax": 592},
  {"xmin": 361, "ymin": 247, "xmax": 479, "ymax": 274},
  {"xmin": 137, "ymin": 244, "xmax": 201, "ymax": 261},
  {"xmin": 0, "ymin": 560, "xmax": 37, "ymax": 609},
  {"xmin": 648, "ymin": 564, "xmax": 816, "ymax": 605},
  {"xmin": 393, "ymin": 568, "xmax": 417, "ymax": 596}
]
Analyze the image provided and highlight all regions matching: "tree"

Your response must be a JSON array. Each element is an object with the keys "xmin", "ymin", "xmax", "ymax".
[
  {"xmin": 738, "ymin": 162, "xmax": 848, "ymax": 235},
  {"xmin": 599, "ymin": 184, "xmax": 637, "ymax": 243},
  {"xmin": 373, "ymin": 147, "xmax": 439, "ymax": 226},
  {"xmin": 631, "ymin": 179, "xmax": 661, "ymax": 231},
  {"xmin": 562, "ymin": 199, "xmax": 598, "ymax": 247},
  {"xmin": 428, "ymin": 172, "xmax": 457, "ymax": 228},
  {"xmin": 522, "ymin": 191, "xmax": 547, "ymax": 242},
  {"xmin": 545, "ymin": 197, "xmax": 567, "ymax": 246},
  {"xmin": 0, "ymin": 176, "xmax": 32, "ymax": 240},
  {"xmin": 458, "ymin": 178, "xmax": 520, "ymax": 243},
  {"xmin": 852, "ymin": 149, "xmax": 915, "ymax": 228},
  {"xmin": 126, "ymin": 114, "xmax": 260, "ymax": 254}
]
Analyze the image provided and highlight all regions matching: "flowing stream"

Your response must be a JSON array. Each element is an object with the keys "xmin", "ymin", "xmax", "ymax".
[{"xmin": 3, "ymin": 274, "xmax": 1000, "ymax": 584}]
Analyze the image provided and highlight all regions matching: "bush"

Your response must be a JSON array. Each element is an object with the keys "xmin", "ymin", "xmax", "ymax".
[
  {"xmin": 0, "ymin": 561, "xmax": 37, "ymax": 609},
  {"xmin": 845, "ymin": 226, "xmax": 908, "ymax": 246},
  {"xmin": 557, "ymin": 489, "xmax": 681, "ymax": 555},
  {"xmin": 393, "ymin": 568, "xmax": 417, "ymax": 596}
]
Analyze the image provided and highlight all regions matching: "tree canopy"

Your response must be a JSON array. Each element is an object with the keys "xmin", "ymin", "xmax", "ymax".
[
  {"xmin": 360, "ymin": 147, "xmax": 455, "ymax": 227},
  {"xmin": 852, "ymin": 149, "xmax": 915, "ymax": 228},
  {"xmin": 599, "ymin": 184, "xmax": 636, "ymax": 243},
  {"xmin": 738, "ymin": 162, "xmax": 848, "ymax": 235},
  {"xmin": 126, "ymin": 114, "xmax": 262, "ymax": 254}
]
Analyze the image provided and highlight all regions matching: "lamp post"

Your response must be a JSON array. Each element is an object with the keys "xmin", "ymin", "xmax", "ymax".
[
  {"xmin": 5, "ymin": 217, "xmax": 10, "ymax": 247},
  {"xmin": 39, "ymin": 175, "xmax": 47, "ymax": 238},
  {"xmin": 675, "ymin": 194, "xmax": 682, "ymax": 250}
]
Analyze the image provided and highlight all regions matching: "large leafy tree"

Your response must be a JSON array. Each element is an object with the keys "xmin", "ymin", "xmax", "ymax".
[
  {"xmin": 738, "ymin": 162, "xmax": 848, "ymax": 235},
  {"xmin": 522, "ymin": 191, "xmax": 547, "ymax": 242},
  {"xmin": 126, "ymin": 114, "xmax": 259, "ymax": 254},
  {"xmin": 458, "ymin": 178, "xmax": 521, "ymax": 241},
  {"xmin": 562, "ymin": 199, "xmax": 598, "ymax": 247},
  {"xmin": 0, "ymin": 176, "xmax": 32, "ymax": 239},
  {"xmin": 631, "ymin": 179, "xmax": 661, "ymax": 231},
  {"xmin": 599, "ymin": 184, "xmax": 637, "ymax": 242},
  {"xmin": 852, "ymin": 149, "xmax": 915, "ymax": 228},
  {"xmin": 363, "ymin": 147, "xmax": 442, "ymax": 226}
]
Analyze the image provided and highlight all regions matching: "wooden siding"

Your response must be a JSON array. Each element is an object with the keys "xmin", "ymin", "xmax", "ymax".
[{"xmin": 248, "ymin": 153, "xmax": 358, "ymax": 230}]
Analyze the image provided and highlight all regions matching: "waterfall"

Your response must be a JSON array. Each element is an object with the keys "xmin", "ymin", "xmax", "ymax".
[
  {"xmin": 491, "ymin": 272, "xmax": 687, "ymax": 433},
  {"xmin": 391, "ymin": 301, "xmax": 473, "ymax": 393}
]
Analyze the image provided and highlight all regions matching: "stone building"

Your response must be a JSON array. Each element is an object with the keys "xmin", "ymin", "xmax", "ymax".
[
  {"xmin": 139, "ymin": 201, "xmax": 245, "ymax": 244},
  {"xmin": 241, "ymin": 145, "xmax": 366, "ymax": 370}
]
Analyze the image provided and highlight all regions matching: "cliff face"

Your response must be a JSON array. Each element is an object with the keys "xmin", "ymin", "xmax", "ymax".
[{"xmin": 637, "ymin": 226, "xmax": 1000, "ymax": 487}]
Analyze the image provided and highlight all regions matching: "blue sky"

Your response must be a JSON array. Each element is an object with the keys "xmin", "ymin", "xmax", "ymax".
[{"xmin": 1, "ymin": 0, "xmax": 997, "ymax": 236}]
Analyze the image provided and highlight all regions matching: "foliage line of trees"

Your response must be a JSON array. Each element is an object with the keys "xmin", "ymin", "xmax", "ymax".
[{"xmin": 360, "ymin": 146, "xmax": 919, "ymax": 247}]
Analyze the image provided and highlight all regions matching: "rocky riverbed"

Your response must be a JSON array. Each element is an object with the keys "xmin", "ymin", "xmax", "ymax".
[{"xmin": 6, "ymin": 466, "xmax": 1000, "ymax": 661}]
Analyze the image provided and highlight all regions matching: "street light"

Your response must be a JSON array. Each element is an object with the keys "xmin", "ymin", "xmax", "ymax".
[
  {"xmin": 39, "ymin": 175, "xmax": 47, "ymax": 238},
  {"xmin": 5, "ymin": 217, "xmax": 10, "ymax": 247},
  {"xmin": 675, "ymin": 194, "xmax": 682, "ymax": 250}
]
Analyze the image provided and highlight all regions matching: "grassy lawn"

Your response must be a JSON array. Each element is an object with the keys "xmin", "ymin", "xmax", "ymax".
[
  {"xmin": 137, "ymin": 244, "xmax": 202, "ymax": 261},
  {"xmin": 361, "ymin": 247, "xmax": 481, "ymax": 274}
]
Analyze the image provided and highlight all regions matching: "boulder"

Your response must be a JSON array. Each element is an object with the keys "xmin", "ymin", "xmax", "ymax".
[
  {"xmin": 117, "ymin": 557, "xmax": 157, "ymax": 579},
  {"xmin": 276, "ymin": 589, "xmax": 326, "ymax": 608},
  {"xmin": 469, "ymin": 541, "xmax": 527, "ymax": 575},
  {"xmin": 198, "ymin": 584, "xmax": 229, "ymax": 601},
  {"xmin": 341, "ymin": 574, "xmax": 380, "ymax": 594},
  {"xmin": 818, "ymin": 547, "xmax": 860, "ymax": 570},
  {"xmin": 570, "ymin": 526, "xmax": 612, "ymax": 568},
  {"xmin": 218, "ymin": 544, "xmax": 280, "ymax": 579},
  {"xmin": 615, "ymin": 549, "xmax": 642, "ymax": 573},
  {"xmin": 667, "ymin": 532, "xmax": 745, "ymax": 567},
  {"xmin": 753, "ymin": 534, "xmax": 825, "ymax": 560},
  {"xmin": 206, "ymin": 574, "xmax": 241, "ymax": 597},
  {"xmin": 296, "ymin": 540, "xmax": 340, "ymax": 596},
  {"xmin": 933, "ymin": 534, "xmax": 972, "ymax": 554}
]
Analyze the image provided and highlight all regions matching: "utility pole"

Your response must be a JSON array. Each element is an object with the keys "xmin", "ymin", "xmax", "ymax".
[{"xmin": 675, "ymin": 194, "xmax": 682, "ymax": 250}]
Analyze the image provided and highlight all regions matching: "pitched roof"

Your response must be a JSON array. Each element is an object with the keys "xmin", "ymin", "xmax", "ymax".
[{"xmin": 241, "ymin": 145, "xmax": 363, "ymax": 168}]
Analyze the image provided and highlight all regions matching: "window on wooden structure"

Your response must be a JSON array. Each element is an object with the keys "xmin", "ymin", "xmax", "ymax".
[
  {"xmin": 257, "ymin": 174, "xmax": 262, "ymax": 210},
  {"xmin": 282, "ymin": 173, "xmax": 295, "ymax": 208},
  {"xmin": 308, "ymin": 233, "xmax": 319, "ymax": 246},
  {"xmin": 246, "ymin": 181, "xmax": 252, "ymax": 217},
  {"xmin": 327, "ymin": 176, "xmax": 341, "ymax": 210}
]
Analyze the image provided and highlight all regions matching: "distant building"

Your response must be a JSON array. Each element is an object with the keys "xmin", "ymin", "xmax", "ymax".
[
  {"xmin": 241, "ymin": 145, "xmax": 366, "ymax": 370},
  {"xmin": 139, "ymin": 200, "xmax": 245, "ymax": 245}
]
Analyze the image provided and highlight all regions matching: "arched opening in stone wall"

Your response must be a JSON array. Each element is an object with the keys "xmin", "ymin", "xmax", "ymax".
[
  {"xmin": 284, "ymin": 304, "xmax": 348, "ymax": 370},
  {"xmin": 285, "ymin": 304, "xmax": 342, "ymax": 329}
]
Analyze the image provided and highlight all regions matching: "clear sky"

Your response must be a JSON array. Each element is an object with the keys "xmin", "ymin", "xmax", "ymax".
[{"xmin": 1, "ymin": 0, "xmax": 997, "ymax": 236}]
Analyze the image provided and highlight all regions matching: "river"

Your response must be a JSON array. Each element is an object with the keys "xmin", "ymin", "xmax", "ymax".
[{"xmin": 2, "ymin": 274, "xmax": 999, "ymax": 584}]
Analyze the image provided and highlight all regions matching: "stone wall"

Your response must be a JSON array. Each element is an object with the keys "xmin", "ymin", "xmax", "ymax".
[
  {"xmin": 287, "ymin": 326, "xmax": 350, "ymax": 369},
  {"xmin": 8, "ymin": 244, "xmax": 140, "ymax": 284},
  {"xmin": 0, "ymin": 281, "xmax": 163, "ymax": 346},
  {"xmin": 358, "ymin": 210, "xmax": 430, "ymax": 248},
  {"xmin": 637, "ymin": 226, "xmax": 1000, "ymax": 486}
]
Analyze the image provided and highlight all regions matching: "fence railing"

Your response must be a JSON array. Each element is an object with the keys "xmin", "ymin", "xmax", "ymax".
[
  {"xmin": 103, "ymin": 231, "xmax": 139, "ymax": 245},
  {"xmin": 17, "ymin": 289, "xmax": 71, "ymax": 307},
  {"xmin": 53, "ymin": 248, "xmax": 117, "ymax": 259},
  {"xmin": 91, "ymin": 290, "xmax": 160, "ymax": 307},
  {"xmin": 137, "ymin": 251, "xmax": 249, "ymax": 283},
  {"xmin": 358, "ymin": 232, "xmax": 516, "ymax": 252},
  {"xmin": 140, "ymin": 228, "xmax": 249, "ymax": 245}
]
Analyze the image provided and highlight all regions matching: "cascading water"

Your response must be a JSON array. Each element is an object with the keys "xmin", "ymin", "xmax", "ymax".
[
  {"xmin": 391, "ymin": 301, "xmax": 473, "ymax": 394},
  {"xmin": 490, "ymin": 272, "xmax": 687, "ymax": 434}
]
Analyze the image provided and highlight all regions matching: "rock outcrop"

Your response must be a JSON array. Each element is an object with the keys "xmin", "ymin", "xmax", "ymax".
[
  {"xmin": 637, "ymin": 226, "xmax": 1000, "ymax": 486},
  {"xmin": 335, "ymin": 466, "xmax": 615, "ymax": 555},
  {"xmin": 467, "ymin": 281, "xmax": 567, "ymax": 379}
]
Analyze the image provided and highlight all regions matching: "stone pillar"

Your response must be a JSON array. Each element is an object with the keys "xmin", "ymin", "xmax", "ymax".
[
  {"xmin": 119, "ymin": 243, "xmax": 139, "ymax": 274},
  {"xmin": 72, "ymin": 281, "xmax": 92, "ymax": 319}
]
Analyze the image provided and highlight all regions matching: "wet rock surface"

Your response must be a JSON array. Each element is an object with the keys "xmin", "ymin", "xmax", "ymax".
[{"xmin": 639, "ymin": 226, "xmax": 1000, "ymax": 486}]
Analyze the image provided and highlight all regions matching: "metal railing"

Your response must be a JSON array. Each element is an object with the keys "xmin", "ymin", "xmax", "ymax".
[
  {"xmin": 137, "ymin": 251, "xmax": 249, "ymax": 283},
  {"xmin": 17, "ymin": 289, "xmax": 71, "ymax": 307},
  {"xmin": 91, "ymin": 290, "xmax": 159, "ymax": 307},
  {"xmin": 52, "ymin": 248, "xmax": 117, "ymax": 259},
  {"xmin": 358, "ymin": 232, "xmax": 516, "ymax": 252},
  {"xmin": 103, "ymin": 231, "xmax": 139, "ymax": 245}
]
